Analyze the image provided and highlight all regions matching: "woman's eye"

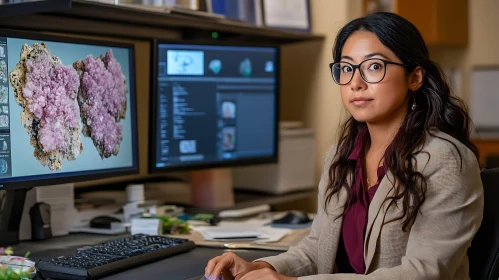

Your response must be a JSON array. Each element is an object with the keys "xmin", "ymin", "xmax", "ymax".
[
  {"xmin": 368, "ymin": 63, "xmax": 382, "ymax": 71},
  {"xmin": 342, "ymin": 66, "xmax": 352, "ymax": 73}
]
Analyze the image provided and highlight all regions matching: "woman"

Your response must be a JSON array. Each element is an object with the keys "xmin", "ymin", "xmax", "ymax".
[{"xmin": 204, "ymin": 12, "xmax": 484, "ymax": 280}]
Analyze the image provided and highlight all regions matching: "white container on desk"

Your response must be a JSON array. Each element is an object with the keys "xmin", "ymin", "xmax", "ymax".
[
  {"xmin": 19, "ymin": 184, "xmax": 74, "ymax": 240},
  {"xmin": 232, "ymin": 122, "xmax": 316, "ymax": 194}
]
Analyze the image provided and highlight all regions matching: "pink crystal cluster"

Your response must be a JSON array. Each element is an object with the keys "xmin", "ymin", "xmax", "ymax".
[
  {"xmin": 9, "ymin": 43, "xmax": 127, "ymax": 171},
  {"xmin": 0, "ymin": 115, "xmax": 8, "ymax": 127},
  {"xmin": 23, "ymin": 51, "xmax": 81, "ymax": 153},
  {"xmin": 77, "ymin": 50, "xmax": 127, "ymax": 158},
  {"xmin": 0, "ymin": 86, "xmax": 7, "ymax": 103}
]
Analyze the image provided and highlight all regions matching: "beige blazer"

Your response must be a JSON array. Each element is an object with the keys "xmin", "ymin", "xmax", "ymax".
[{"xmin": 257, "ymin": 131, "xmax": 484, "ymax": 280}]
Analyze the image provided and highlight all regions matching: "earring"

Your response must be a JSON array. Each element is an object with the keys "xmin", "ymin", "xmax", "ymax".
[{"xmin": 411, "ymin": 98, "xmax": 417, "ymax": 111}]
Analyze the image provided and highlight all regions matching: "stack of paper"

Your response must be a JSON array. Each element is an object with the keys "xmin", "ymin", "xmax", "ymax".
[
  {"xmin": 196, "ymin": 227, "xmax": 263, "ymax": 240},
  {"xmin": 253, "ymin": 227, "xmax": 293, "ymax": 244},
  {"xmin": 194, "ymin": 224, "xmax": 291, "ymax": 244}
]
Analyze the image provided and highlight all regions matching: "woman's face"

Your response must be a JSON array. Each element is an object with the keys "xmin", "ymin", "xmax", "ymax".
[{"xmin": 339, "ymin": 30, "xmax": 411, "ymax": 124}]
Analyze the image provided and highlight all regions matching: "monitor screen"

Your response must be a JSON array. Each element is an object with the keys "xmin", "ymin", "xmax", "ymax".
[
  {"xmin": 0, "ymin": 30, "xmax": 138, "ymax": 190},
  {"xmin": 150, "ymin": 42, "xmax": 279, "ymax": 172}
]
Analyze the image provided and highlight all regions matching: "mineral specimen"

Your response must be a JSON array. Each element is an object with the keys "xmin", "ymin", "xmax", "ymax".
[
  {"xmin": 0, "ymin": 61, "xmax": 7, "ymax": 83},
  {"xmin": 74, "ymin": 50, "xmax": 127, "ymax": 159},
  {"xmin": 0, "ymin": 86, "xmax": 7, "ymax": 104},
  {"xmin": 0, "ymin": 115, "xmax": 8, "ymax": 127},
  {"xmin": 9, "ymin": 43, "xmax": 83, "ymax": 171}
]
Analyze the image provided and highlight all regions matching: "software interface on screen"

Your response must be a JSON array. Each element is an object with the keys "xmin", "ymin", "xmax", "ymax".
[
  {"xmin": 154, "ymin": 44, "xmax": 278, "ymax": 169},
  {"xmin": 0, "ymin": 35, "xmax": 137, "ymax": 183}
]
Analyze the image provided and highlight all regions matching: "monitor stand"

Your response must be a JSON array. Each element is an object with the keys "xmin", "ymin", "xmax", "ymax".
[
  {"xmin": 0, "ymin": 188, "xmax": 28, "ymax": 246},
  {"xmin": 189, "ymin": 167, "xmax": 235, "ymax": 209}
]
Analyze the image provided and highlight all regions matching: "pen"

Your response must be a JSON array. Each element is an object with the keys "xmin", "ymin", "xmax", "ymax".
[{"xmin": 212, "ymin": 236, "xmax": 259, "ymax": 240}]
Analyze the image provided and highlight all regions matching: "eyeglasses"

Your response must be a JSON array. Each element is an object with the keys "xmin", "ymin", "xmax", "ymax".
[{"xmin": 329, "ymin": 58, "xmax": 407, "ymax": 85}]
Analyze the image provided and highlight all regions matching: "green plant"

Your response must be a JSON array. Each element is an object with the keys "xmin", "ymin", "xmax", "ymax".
[
  {"xmin": 143, "ymin": 215, "xmax": 191, "ymax": 234},
  {"xmin": 0, "ymin": 247, "xmax": 35, "ymax": 280}
]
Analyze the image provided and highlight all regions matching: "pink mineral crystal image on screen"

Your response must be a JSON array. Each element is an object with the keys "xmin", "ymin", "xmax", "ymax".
[
  {"xmin": 9, "ymin": 43, "xmax": 83, "ymax": 171},
  {"xmin": 0, "ymin": 115, "xmax": 8, "ymax": 127},
  {"xmin": 0, "ymin": 86, "xmax": 7, "ymax": 104},
  {"xmin": 73, "ymin": 49, "xmax": 127, "ymax": 159},
  {"xmin": 0, "ymin": 60, "xmax": 7, "ymax": 83}
]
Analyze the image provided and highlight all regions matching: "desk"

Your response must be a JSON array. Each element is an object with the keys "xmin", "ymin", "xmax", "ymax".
[{"xmin": 14, "ymin": 234, "xmax": 281, "ymax": 280}]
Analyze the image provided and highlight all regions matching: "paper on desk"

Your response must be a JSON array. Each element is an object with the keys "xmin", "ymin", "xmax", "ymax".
[
  {"xmin": 217, "ymin": 219, "xmax": 270, "ymax": 227},
  {"xmin": 131, "ymin": 218, "xmax": 161, "ymax": 236},
  {"xmin": 253, "ymin": 227, "xmax": 292, "ymax": 244},
  {"xmin": 196, "ymin": 227, "xmax": 263, "ymax": 240},
  {"xmin": 194, "ymin": 225, "xmax": 291, "ymax": 244}
]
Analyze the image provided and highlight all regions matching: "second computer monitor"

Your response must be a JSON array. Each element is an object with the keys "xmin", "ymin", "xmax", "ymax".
[{"xmin": 150, "ymin": 42, "xmax": 279, "ymax": 173}]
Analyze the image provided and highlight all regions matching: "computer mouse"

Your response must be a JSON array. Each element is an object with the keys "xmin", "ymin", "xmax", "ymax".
[
  {"xmin": 185, "ymin": 275, "xmax": 223, "ymax": 280},
  {"xmin": 272, "ymin": 211, "xmax": 310, "ymax": 225},
  {"xmin": 90, "ymin": 215, "xmax": 121, "ymax": 229}
]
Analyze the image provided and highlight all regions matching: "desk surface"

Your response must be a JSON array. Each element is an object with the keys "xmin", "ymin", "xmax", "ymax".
[{"xmin": 15, "ymin": 234, "xmax": 281, "ymax": 280}]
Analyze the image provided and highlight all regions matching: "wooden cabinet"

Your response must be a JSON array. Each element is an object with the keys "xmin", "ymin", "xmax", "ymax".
[
  {"xmin": 472, "ymin": 138, "xmax": 499, "ymax": 167},
  {"xmin": 363, "ymin": 0, "xmax": 468, "ymax": 46}
]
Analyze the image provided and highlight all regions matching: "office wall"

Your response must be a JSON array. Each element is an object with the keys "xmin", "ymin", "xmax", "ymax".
[
  {"xmin": 429, "ymin": 0, "xmax": 499, "ymax": 136},
  {"xmin": 463, "ymin": 0, "xmax": 499, "ymax": 164},
  {"xmin": 303, "ymin": 0, "xmax": 350, "ymax": 183},
  {"xmin": 281, "ymin": 0, "xmax": 349, "ymax": 179},
  {"xmin": 468, "ymin": 0, "xmax": 499, "ymax": 66},
  {"xmin": 278, "ymin": 0, "xmax": 350, "ymax": 212}
]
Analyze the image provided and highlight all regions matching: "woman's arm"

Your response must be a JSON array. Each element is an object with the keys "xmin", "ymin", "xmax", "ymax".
[
  {"xmin": 254, "ymin": 145, "xmax": 338, "ymax": 277},
  {"xmin": 298, "ymin": 142, "xmax": 484, "ymax": 280}
]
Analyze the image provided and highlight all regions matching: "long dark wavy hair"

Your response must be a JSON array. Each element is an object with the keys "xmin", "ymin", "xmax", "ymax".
[{"xmin": 325, "ymin": 12, "xmax": 478, "ymax": 231}]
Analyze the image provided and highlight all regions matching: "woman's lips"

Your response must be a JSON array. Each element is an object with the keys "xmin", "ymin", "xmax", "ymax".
[{"xmin": 351, "ymin": 97, "xmax": 373, "ymax": 107}]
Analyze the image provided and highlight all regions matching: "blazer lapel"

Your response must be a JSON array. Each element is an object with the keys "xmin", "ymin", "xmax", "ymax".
[
  {"xmin": 318, "ymin": 185, "xmax": 348, "ymax": 274},
  {"xmin": 364, "ymin": 171, "xmax": 396, "ymax": 273}
]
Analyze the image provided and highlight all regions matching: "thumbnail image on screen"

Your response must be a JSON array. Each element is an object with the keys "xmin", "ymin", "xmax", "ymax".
[{"xmin": 0, "ymin": 34, "xmax": 136, "ymax": 182}]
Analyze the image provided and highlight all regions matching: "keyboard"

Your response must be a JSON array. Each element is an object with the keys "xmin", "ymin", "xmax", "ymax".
[{"xmin": 36, "ymin": 234, "xmax": 196, "ymax": 280}]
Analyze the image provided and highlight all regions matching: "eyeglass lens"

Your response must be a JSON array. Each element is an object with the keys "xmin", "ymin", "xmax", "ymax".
[{"xmin": 331, "ymin": 59, "xmax": 386, "ymax": 84}]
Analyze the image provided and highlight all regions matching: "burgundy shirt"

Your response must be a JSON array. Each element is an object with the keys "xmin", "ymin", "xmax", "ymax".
[{"xmin": 341, "ymin": 129, "xmax": 387, "ymax": 274}]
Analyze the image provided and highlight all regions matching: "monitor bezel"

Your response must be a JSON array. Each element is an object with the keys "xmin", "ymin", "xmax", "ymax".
[
  {"xmin": 149, "ymin": 39, "xmax": 280, "ymax": 174},
  {"xmin": 0, "ymin": 28, "xmax": 140, "ymax": 190}
]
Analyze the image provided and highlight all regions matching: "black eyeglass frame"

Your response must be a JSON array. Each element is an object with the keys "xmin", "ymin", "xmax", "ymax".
[{"xmin": 329, "ymin": 58, "xmax": 407, "ymax": 85}]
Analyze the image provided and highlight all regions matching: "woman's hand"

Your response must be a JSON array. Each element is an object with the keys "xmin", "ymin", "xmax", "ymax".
[
  {"xmin": 239, "ymin": 268, "xmax": 297, "ymax": 280},
  {"xmin": 204, "ymin": 252, "xmax": 274, "ymax": 280}
]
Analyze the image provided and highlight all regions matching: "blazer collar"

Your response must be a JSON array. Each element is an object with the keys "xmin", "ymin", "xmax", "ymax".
[
  {"xmin": 318, "ymin": 179, "xmax": 349, "ymax": 274},
  {"xmin": 363, "ymin": 170, "xmax": 396, "ymax": 272}
]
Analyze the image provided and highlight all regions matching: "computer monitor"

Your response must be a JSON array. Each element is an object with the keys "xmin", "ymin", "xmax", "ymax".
[
  {"xmin": 0, "ymin": 29, "xmax": 138, "ymax": 244},
  {"xmin": 149, "ymin": 41, "xmax": 279, "ymax": 208},
  {"xmin": 150, "ymin": 41, "xmax": 279, "ymax": 173}
]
